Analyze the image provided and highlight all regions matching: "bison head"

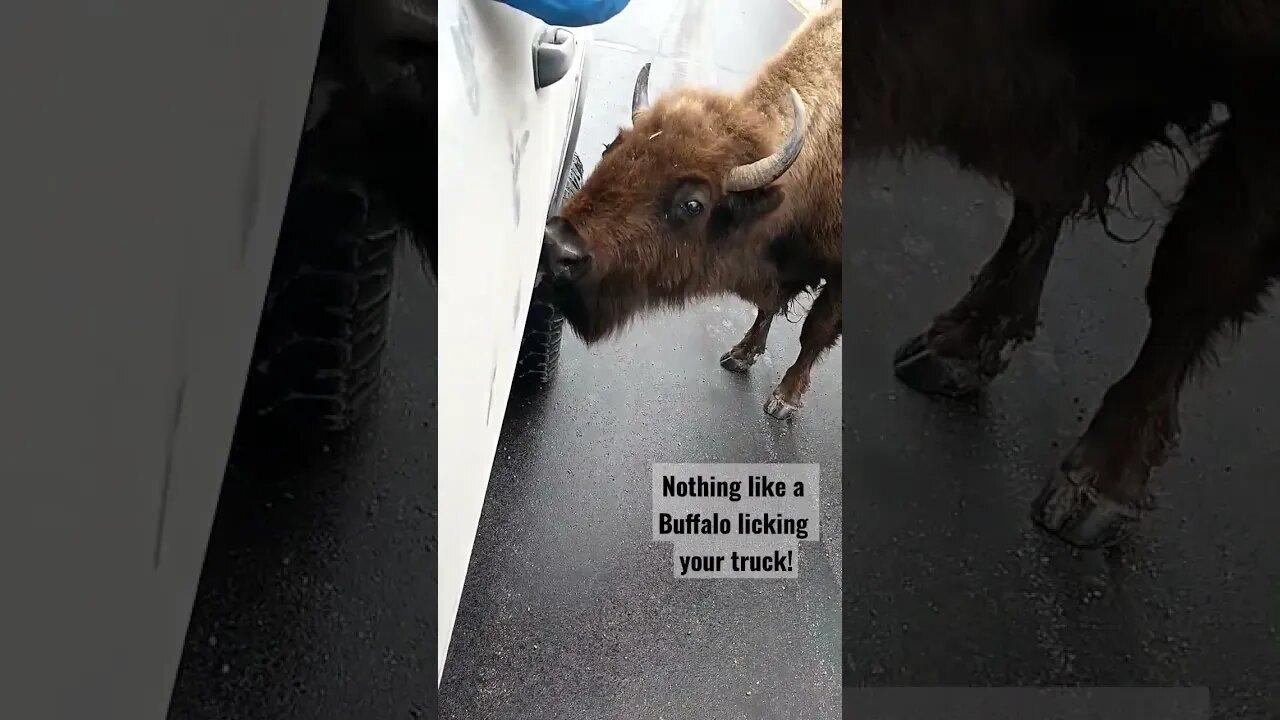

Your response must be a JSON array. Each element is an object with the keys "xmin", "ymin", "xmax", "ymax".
[{"xmin": 538, "ymin": 63, "xmax": 808, "ymax": 344}]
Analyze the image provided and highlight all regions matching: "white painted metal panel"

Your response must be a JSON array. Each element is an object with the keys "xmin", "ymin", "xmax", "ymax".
[{"xmin": 437, "ymin": 0, "xmax": 590, "ymax": 684}]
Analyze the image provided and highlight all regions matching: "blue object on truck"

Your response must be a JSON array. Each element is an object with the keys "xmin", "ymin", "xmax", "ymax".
[{"xmin": 494, "ymin": 0, "xmax": 629, "ymax": 26}]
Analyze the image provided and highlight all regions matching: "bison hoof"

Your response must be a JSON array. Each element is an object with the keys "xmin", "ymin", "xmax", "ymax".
[
  {"xmin": 763, "ymin": 392, "xmax": 799, "ymax": 420},
  {"xmin": 719, "ymin": 348, "xmax": 759, "ymax": 373},
  {"xmin": 892, "ymin": 332, "xmax": 988, "ymax": 398},
  {"xmin": 1030, "ymin": 465, "xmax": 1143, "ymax": 549}
]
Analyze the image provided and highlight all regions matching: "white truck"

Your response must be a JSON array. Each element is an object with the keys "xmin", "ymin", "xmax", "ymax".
[{"xmin": 436, "ymin": 0, "xmax": 591, "ymax": 683}]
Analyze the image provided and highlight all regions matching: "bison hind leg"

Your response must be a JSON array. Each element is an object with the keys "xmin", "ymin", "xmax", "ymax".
[
  {"xmin": 720, "ymin": 293, "xmax": 795, "ymax": 373},
  {"xmin": 720, "ymin": 317, "xmax": 772, "ymax": 372},
  {"xmin": 765, "ymin": 283, "xmax": 842, "ymax": 420},
  {"xmin": 893, "ymin": 197, "xmax": 1067, "ymax": 397}
]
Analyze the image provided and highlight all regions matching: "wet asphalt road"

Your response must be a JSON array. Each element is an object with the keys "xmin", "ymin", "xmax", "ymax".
[
  {"xmin": 843, "ymin": 137, "xmax": 1280, "ymax": 717},
  {"xmin": 439, "ymin": 1, "xmax": 843, "ymax": 719},
  {"xmin": 166, "ymin": 255, "xmax": 439, "ymax": 720}
]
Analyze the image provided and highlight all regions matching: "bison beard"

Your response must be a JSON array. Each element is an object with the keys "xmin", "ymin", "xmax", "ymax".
[
  {"xmin": 536, "ymin": 272, "xmax": 624, "ymax": 346},
  {"xmin": 837, "ymin": 0, "xmax": 1280, "ymax": 548}
]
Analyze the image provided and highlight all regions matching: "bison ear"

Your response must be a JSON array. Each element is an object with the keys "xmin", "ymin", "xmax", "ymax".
[{"xmin": 708, "ymin": 186, "xmax": 786, "ymax": 241}]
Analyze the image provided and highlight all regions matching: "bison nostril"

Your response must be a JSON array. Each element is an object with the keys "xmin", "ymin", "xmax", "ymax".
[
  {"xmin": 556, "ymin": 246, "xmax": 588, "ymax": 268},
  {"xmin": 551, "ymin": 245, "xmax": 590, "ymax": 282}
]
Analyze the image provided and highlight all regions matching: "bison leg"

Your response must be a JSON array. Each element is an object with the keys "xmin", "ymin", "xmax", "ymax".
[
  {"xmin": 894, "ymin": 198, "xmax": 1067, "ymax": 397},
  {"xmin": 1034, "ymin": 118, "xmax": 1280, "ymax": 548},
  {"xmin": 765, "ymin": 283, "xmax": 842, "ymax": 420},
  {"xmin": 720, "ymin": 294, "xmax": 795, "ymax": 373}
]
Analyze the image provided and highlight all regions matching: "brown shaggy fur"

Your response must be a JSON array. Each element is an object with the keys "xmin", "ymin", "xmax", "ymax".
[
  {"xmin": 542, "ymin": 3, "xmax": 843, "ymax": 418},
  {"xmin": 842, "ymin": 0, "xmax": 1280, "ymax": 547}
]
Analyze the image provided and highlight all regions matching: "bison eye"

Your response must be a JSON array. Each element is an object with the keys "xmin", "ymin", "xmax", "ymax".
[{"xmin": 682, "ymin": 200, "xmax": 703, "ymax": 216}]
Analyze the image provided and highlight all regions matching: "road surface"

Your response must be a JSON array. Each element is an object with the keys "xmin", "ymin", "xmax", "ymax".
[
  {"xmin": 165, "ymin": 255, "xmax": 439, "ymax": 719},
  {"xmin": 843, "ymin": 127, "xmax": 1280, "ymax": 719}
]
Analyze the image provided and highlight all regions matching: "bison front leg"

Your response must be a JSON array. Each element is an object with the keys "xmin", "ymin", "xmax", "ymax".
[
  {"xmin": 764, "ymin": 283, "xmax": 842, "ymax": 420},
  {"xmin": 720, "ymin": 296, "xmax": 790, "ymax": 373},
  {"xmin": 893, "ymin": 198, "xmax": 1067, "ymax": 396},
  {"xmin": 1033, "ymin": 118, "xmax": 1280, "ymax": 548}
]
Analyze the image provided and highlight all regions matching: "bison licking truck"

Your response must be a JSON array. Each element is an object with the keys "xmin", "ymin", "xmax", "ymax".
[{"xmin": 538, "ymin": 4, "xmax": 845, "ymax": 422}]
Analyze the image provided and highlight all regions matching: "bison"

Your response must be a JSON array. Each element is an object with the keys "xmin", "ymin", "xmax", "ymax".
[
  {"xmin": 840, "ymin": 0, "xmax": 1280, "ymax": 547},
  {"xmin": 537, "ymin": 3, "xmax": 843, "ymax": 420}
]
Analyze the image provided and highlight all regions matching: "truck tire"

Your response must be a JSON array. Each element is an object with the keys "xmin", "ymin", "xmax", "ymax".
[
  {"xmin": 240, "ymin": 177, "xmax": 400, "ymax": 434},
  {"xmin": 512, "ymin": 153, "xmax": 583, "ymax": 393}
]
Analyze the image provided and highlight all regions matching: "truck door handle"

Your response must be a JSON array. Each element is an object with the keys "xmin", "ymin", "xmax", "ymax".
[{"xmin": 533, "ymin": 27, "xmax": 577, "ymax": 89}]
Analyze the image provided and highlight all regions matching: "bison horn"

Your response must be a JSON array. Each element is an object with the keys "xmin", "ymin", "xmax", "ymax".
[
  {"xmin": 631, "ymin": 63, "xmax": 652, "ymax": 121},
  {"xmin": 723, "ymin": 88, "xmax": 808, "ymax": 193}
]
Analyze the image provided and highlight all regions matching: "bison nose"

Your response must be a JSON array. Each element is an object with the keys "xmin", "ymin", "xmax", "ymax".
[{"xmin": 542, "ymin": 218, "xmax": 591, "ymax": 283}]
